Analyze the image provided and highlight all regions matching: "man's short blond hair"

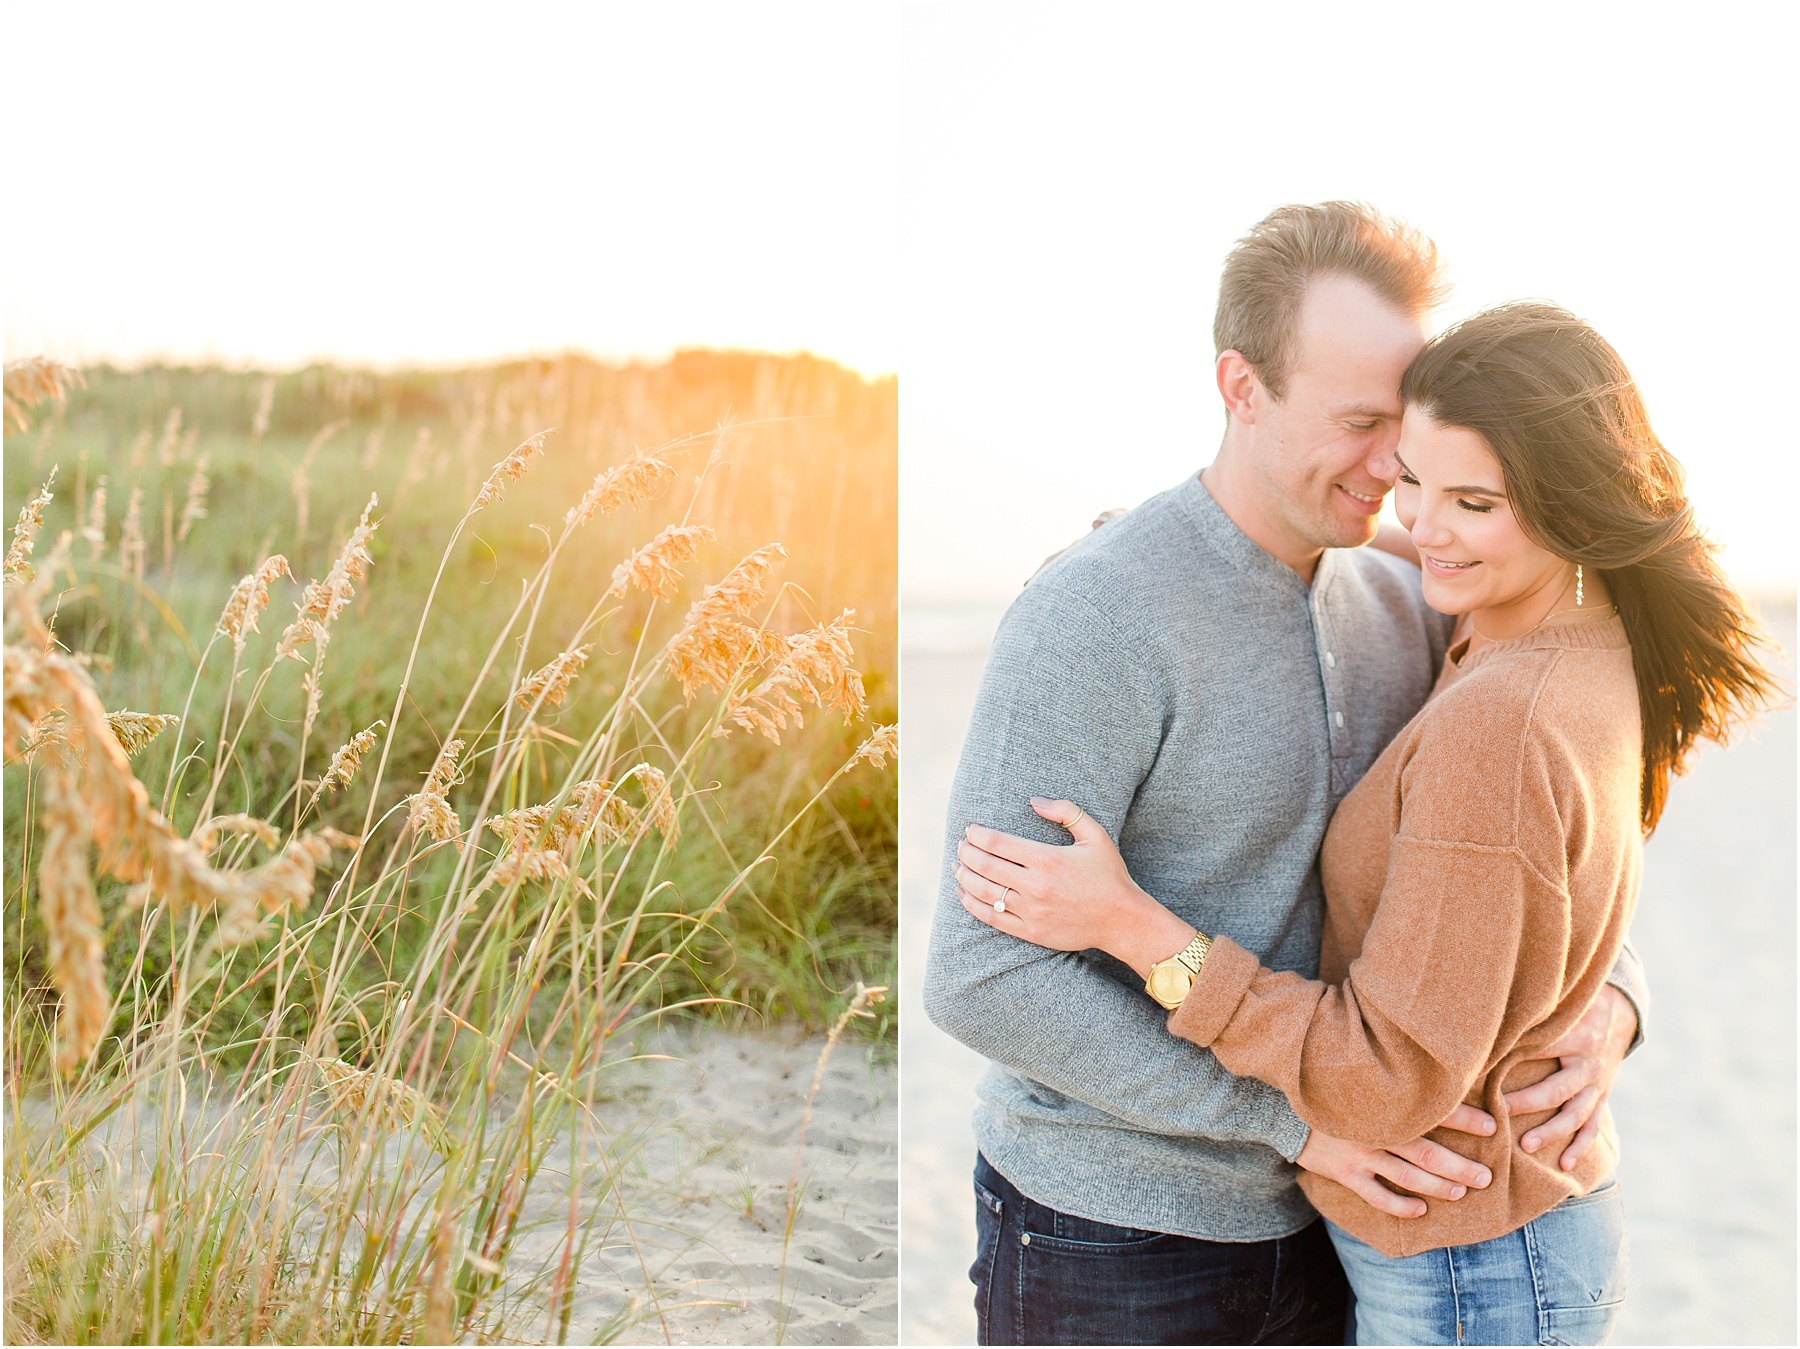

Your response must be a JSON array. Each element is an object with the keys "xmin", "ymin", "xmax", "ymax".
[{"xmin": 1214, "ymin": 202, "xmax": 1447, "ymax": 399}]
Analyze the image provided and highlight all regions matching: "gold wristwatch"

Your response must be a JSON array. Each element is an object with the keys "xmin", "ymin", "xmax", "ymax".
[{"xmin": 1145, "ymin": 931, "xmax": 1213, "ymax": 1009}]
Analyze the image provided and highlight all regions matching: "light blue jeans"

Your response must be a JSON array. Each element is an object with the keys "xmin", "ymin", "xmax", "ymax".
[{"xmin": 1327, "ymin": 1179, "xmax": 1628, "ymax": 1345}]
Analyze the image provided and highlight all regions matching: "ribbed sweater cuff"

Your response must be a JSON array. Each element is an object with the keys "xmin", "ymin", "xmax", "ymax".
[{"xmin": 1166, "ymin": 936, "xmax": 1259, "ymax": 1048}]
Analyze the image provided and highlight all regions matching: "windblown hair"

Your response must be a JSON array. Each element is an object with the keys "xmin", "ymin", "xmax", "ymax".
[
  {"xmin": 1214, "ymin": 202, "xmax": 1448, "ymax": 398},
  {"xmin": 1401, "ymin": 302, "xmax": 1783, "ymax": 830}
]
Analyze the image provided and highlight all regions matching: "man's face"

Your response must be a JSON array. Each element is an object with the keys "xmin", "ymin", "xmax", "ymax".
[{"xmin": 1247, "ymin": 274, "xmax": 1427, "ymax": 553}]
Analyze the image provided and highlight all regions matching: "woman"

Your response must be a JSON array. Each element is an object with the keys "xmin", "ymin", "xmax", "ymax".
[{"xmin": 954, "ymin": 303, "xmax": 1779, "ymax": 1345}]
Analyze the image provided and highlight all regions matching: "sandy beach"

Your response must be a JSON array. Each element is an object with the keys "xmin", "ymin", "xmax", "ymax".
[
  {"xmin": 526, "ymin": 1021, "xmax": 898, "ymax": 1346},
  {"xmin": 24, "ymin": 1021, "xmax": 895, "ymax": 1347},
  {"xmin": 900, "ymin": 598, "xmax": 1795, "ymax": 1346}
]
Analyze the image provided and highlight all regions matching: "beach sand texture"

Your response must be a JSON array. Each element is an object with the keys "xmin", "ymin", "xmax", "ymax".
[
  {"xmin": 24, "ymin": 1022, "xmax": 895, "ymax": 1346},
  {"xmin": 900, "ymin": 598, "xmax": 1795, "ymax": 1346}
]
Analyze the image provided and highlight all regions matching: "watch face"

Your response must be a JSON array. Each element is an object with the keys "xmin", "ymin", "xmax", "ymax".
[{"xmin": 1147, "ymin": 963, "xmax": 1191, "ymax": 1007}]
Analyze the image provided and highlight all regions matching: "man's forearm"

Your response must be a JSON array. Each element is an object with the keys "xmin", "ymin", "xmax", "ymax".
[{"xmin": 925, "ymin": 850, "xmax": 1311, "ymax": 1160}]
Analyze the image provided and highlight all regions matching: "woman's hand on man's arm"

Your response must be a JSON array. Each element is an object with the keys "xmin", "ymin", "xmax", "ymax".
[{"xmin": 954, "ymin": 798, "xmax": 1197, "ymax": 977}]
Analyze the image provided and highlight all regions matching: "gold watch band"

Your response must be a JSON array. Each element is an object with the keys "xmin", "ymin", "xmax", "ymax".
[{"xmin": 1145, "ymin": 931, "xmax": 1213, "ymax": 1009}]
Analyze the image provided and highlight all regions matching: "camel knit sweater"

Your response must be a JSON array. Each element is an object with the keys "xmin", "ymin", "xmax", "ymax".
[{"xmin": 1170, "ymin": 612, "xmax": 1641, "ymax": 1258}]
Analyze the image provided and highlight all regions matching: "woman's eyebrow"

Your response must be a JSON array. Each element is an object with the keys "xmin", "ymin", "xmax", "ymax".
[{"xmin": 1394, "ymin": 452, "xmax": 1506, "ymax": 497}]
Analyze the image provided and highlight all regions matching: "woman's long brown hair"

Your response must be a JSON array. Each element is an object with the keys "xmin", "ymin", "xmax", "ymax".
[{"xmin": 1400, "ymin": 302, "xmax": 1782, "ymax": 831}]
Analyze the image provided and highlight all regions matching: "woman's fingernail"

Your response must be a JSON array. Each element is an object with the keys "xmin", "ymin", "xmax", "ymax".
[
  {"xmin": 1450, "ymin": 1186, "xmax": 1465, "ymax": 1199},
  {"xmin": 1521, "ymin": 1137, "xmax": 1538, "ymax": 1153},
  {"xmin": 1474, "ymin": 1169, "xmax": 1490, "ymax": 1187}
]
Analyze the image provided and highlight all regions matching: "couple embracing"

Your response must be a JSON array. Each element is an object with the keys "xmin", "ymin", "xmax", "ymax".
[{"xmin": 923, "ymin": 202, "xmax": 1778, "ymax": 1346}]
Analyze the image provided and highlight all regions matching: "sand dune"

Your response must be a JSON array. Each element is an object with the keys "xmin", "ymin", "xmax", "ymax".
[{"xmin": 900, "ymin": 598, "xmax": 1795, "ymax": 1346}]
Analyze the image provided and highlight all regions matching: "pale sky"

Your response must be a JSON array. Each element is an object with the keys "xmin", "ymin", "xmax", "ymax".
[
  {"xmin": 3, "ymin": 3, "xmax": 898, "ymax": 376},
  {"xmin": 902, "ymin": 3, "xmax": 1797, "ymax": 598}
]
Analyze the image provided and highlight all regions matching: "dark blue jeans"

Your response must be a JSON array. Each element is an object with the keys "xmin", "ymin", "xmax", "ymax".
[{"xmin": 972, "ymin": 1153, "xmax": 1350, "ymax": 1346}]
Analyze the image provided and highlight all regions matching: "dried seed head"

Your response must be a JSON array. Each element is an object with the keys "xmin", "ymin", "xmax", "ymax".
[
  {"xmin": 406, "ymin": 739, "xmax": 465, "ymax": 850},
  {"xmin": 484, "ymin": 777, "xmax": 637, "ymax": 856},
  {"xmin": 119, "ymin": 485, "xmax": 146, "ymax": 580},
  {"xmin": 310, "ymin": 1055, "xmax": 453, "ymax": 1156},
  {"xmin": 851, "ymin": 723, "xmax": 899, "ymax": 770},
  {"xmin": 471, "ymin": 431, "xmax": 550, "ymax": 511},
  {"xmin": 5, "ymin": 466, "xmax": 58, "ymax": 584},
  {"xmin": 177, "ymin": 456, "xmax": 210, "ymax": 542},
  {"xmin": 82, "ymin": 478, "xmax": 107, "ymax": 560},
  {"xmin": 475, "ymin": 847, "xmax": 595, "ymax": 900},
  {"xmin": 515, "ymin": 644, "xmax": 593, "ymax": 709},
  {"xmin": 105, "ymin": 712, "xmax": 179, "ymax": 757},
  {"xmin": 13, "ymin": 707, "xmax": 68, "ymax": 762},
  {"xmin": 631, "ymin": 764, "xmax": 680, "ymax": 842},
  {"xmin": 38, "ymin": 764, "xmax": 108, "ymax": 1074},
  {"xmin": 4, "ymin": 578, "xmax": 364, "ymax": 1067},
  {"xmin": 311, "ymin": 719, "xmax": 385, "ymax": 801},
  {"xmin": 665, "ymin": 543, "xmax": 788, "ymax": 700},
  {"xmin": 276, "ymin": 495, "xmax": 378, "ymax": 660},
  {"xmin": 565, "ymin": 454, "xmax": 678, "ymax": 528},
  {"xmin": 217, "ymin": 555, "xmax": 294, "ymax": 655},
  {"xmin": 210, "ymin": 827, "xmax": 357, "ymax": 948},
  {"xmin": 156, "ymin": 407, "xmax": 184, "ymax": 466},
  {"xmin": 3, "ymin": 358, "xmax": 82, "ymax": 434},
  {"xmin": 606, "ymin": 524, "xmax": 715, "ymax": 601},
  {"xmin": 190, "ymin": 813, "xmax": 283, "ymax": 856},
  {"xmin": 720, "ymin": 610, "xmax": 866, "ymax": 743}
]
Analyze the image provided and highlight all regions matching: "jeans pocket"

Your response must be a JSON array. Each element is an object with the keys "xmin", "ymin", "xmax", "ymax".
[
  {"xmin": 971, "ymin": 1179, "xmax": 1004, "ymax": 1341},
  {"xmin": 1526, "ymin": 1181, "xmax": 1629, "ymax": 1345}
]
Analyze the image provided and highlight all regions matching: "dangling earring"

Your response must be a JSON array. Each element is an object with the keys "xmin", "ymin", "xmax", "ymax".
[{"xmin": 1575, "ymin": 564, "xmax": 1584, "ymax": 607}]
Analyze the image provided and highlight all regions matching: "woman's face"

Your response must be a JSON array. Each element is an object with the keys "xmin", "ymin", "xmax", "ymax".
[{"xmin": 1392, "ymin": 408, "xmax": 1574, "ymax": 633}]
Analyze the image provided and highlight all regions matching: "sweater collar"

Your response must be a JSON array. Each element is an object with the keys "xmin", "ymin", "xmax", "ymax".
[
  {"xmin": 1446, "ymin": 610, "xmax": 1629, "ymax": 675},
  {"xmin": 1174, "ymin": 471, "xmax": 1338, "ymax": 597}
]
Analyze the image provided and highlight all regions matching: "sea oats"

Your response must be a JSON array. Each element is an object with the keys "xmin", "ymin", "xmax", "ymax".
[
  {"xmin": 5, "ymin": 569, "xmax": 365, "ymax": 1064},
  {"xmin": 474, "ymin": 847, "xmax": 595, "ymax": 900},
  {"xmin": 177, "ymin": 455, "xmax": 210, "ymax": 542},
  {"xmin": 82, "ymin": 478, "xmax": 107, "ymax": 561},
  {"xmin": 665, "ymin": 543, "xmax": 788, "ymax": 699},
  {"xmin": 310, "ymin": 1055, "xmax": 453, "ymax": 1157},
  {"xmin": 311, "ymin": 719, "xmax": 385, "ymax": 800},
  {"xmin": 470, "ymin": 431, "xmax": 550, "ymax": 511},
  {"xmin": 12, "ymin": 707, "xmax": 68, "ymax": 762},
  {"xmin": 606, "ymin": 524, "xmax": 715, "ymax": 601},
  {"xmin": 104, "ymin": 712, "xmax": 179, "ymax": 757},
  {"xmin": 721, "ymin": 609, "xmax": 866, "ymax": 742},
  {"xmin": 210, "ymin": 827, "xmax": 357, "ymax": 948},
  {"xmin": 119, "ymin": 485, "xmax": 146, "ymax": 580},
  {"xmin": 631, "ymin": 764, "xmax": 680, "ymax": 842},
  {"xmin": 485, "ymin": 778, "xmax": 637, "ymax": 856},
  {"xmin": 276, "ymin": 495, "xmax": 378, "ymax": 659},
  {"xmin": 4, "ymin": 466, "xmax": 58, "ymax": 584},
  {"xmin": 3, "ymin": 357, "xmax": 82, "ymax": 434},
  {"xmin": 564, "ymin": 454, "xmax": 678, "ymax": 528},
  {"xmin": 190, "ymin": 813, "xmax": 283, "ymax": 855},
  {"xmin": 217, "ymin": 555, "xmax": 293, "ymax": 655},
  {"xmin": 156, "ymin": 407, "xmax": 183, "ymax": 466},
  {"xmin": 515, "ymin": 644, "xmax": 593, "ymax": 709},
  {"xmin": 37, "ymin": 762, "xmax": 108, "ymax": 1074},
  {"xmin": 406, "ymin": 739, "xmax": 466, "ymax": 851},
  {"xmin": 850, "ymin": 722, "xmax": 899, "ymax": 770}
]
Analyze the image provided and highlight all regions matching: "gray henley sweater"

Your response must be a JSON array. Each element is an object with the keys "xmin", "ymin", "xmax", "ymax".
[{"xmin": 922, "ymin": 471, "xmax": 1648, "ymax": 1243}]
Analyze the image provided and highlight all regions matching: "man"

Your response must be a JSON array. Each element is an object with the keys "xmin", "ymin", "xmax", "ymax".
[{"xmin": 922, "ymin": 202, "xmax": 1646, "ymax": 1345}]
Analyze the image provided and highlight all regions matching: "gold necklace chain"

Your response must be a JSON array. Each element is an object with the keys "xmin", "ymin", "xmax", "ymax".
[{"xmin": 1471, "ymin": 599, "xmax": 1617, "ymax": 646}]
